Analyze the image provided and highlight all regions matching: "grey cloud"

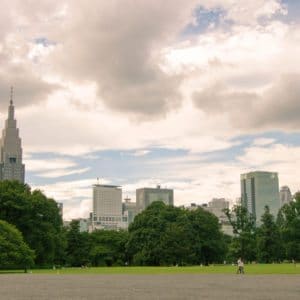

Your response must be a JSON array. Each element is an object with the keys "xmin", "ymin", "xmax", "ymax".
[
  {"xmin": 193, "ymin": 74, "xmax": 300, "ymax": 130},
  {"xmin": 0, "ymin": 59, "xmax": 59, "ymax": 111},
  {"xmin": 49, "ymin": 0, "xmax": 198, "ymax": 118},
  {"xmin": 253, "ymin": 74, "xmax": 300, "ymax": 129},
  {"xmin": 193, "ymin": 82, "xmax": 258, "ymax": 114},
  {"xmin": 0, "ymin": 1, "xmax": 64, "ymax": 111}
]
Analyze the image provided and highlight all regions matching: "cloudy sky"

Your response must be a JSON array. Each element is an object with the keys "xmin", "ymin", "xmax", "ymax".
[{"xmin": 0, "ymin": 0, "xmax": 299, "ymax": 220}]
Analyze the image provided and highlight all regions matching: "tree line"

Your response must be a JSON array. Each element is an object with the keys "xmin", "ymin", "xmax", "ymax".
[{"xmin": 0, "ymin": 181, "xmax": 299, "ymax": 270}]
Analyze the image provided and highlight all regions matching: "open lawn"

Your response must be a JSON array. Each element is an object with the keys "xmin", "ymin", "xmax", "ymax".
[{"xmin": 2, "ymin": 263, "xmax": 299, "ymax": 275}]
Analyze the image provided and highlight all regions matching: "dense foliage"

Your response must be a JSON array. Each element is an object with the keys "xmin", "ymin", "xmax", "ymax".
[
  {"xmin": 0, "ymin": 220, "xmax": 34, "ymax": 270},
  {"xmin": 1, "ymin": 181, "xmax": 300, "ymax": 268},
  {"xmin": 224, "ymin": 205, "xmax": 256, "ymax": 261},
  {"xmin": 277, "ymin": 194, "xmax": 300, "ymax": 260},
  {"xmin": 256, "ymin": 206, "xmax": 283, "ymax": 262},
  {"xmin": 225, "ymin": 197, "xmax": 300, "ymax": 263},
  {"xmin": 0, "ymin": 181, "xmax": 65, "ymax": 266},
  {"xmin": 65, "ymin": 220, "xmax": 128, "ymax": 267},
  {"xmin": 127, "ymin": 202, "xmax": 226, "ymax": 265}
]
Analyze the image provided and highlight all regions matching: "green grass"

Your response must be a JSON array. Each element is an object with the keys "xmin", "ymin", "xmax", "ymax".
[{"xmin": 2, "ymin": 264, "xmax": 299, "ymax": 275}]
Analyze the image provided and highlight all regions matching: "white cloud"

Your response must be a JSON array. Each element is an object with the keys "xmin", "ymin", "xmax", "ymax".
[
  {"xmin": 31, "ymin": 178, "xmax": 97, "ymax": 220},
  {"xmin": 25, "ymin": 157, "xmax": 89, "ymax": 178},
  {"xmin": 37, "ymin": 167, "xmax": 90, "ymax": 178},
  {"xmin": 25, "ymin": 158, "xmax": 77, "ymax": 172},
  {"xmin": 0, "ymin": 0, "xmax": 299, "ymax": 219},
  {"xmin": 252, "ymin": 138, "xmax": 276, "ymax": 146},
  {"xmin": 132, "ymin": 150, "xmax": 151, "ymax": 157},
  {"xmin": 237, "ymin": 143, "xmax": 300, "ymax": 192}
]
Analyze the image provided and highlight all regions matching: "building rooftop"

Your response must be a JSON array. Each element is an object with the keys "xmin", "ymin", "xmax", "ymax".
[
  {"xmin": 93, "ymin": 184, "xmax": 121, "ymax": 188},
  {"xmin": 137, "ymin": 185, "xmax": 173, "ymax": 191}
]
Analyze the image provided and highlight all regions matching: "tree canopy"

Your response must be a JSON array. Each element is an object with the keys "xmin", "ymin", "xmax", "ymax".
[
  {"xmin": 127, "ymin": 201, "xmax": 226, "ymax": 266},
  {"xmin": 0, "ymin": 180, "xmax": 65, "ymax": 266},
  {"xmin": 256, "ymin": 206, "xmax": 283, "ymax": 263},
  {"xmin": 224, "ymin": 205, "xmax": 256, "ymax": 262},
  {"xmin": 0, "ymin": 220, "xmax": 34, "ymax": 270},
  {"xmin": 277, "ymin": 195, "xmax": 300, "ymax": 260}
]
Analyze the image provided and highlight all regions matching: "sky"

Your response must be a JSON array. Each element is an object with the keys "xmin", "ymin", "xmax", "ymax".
[{"xmin": 0, "ymin": 0, "xmax": 299, "ymax": 220}]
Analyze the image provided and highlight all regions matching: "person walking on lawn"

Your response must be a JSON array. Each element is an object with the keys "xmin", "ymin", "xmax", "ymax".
[{"xmin": 237, "ymin": 258, "xmax": 245, "ymax": 274}]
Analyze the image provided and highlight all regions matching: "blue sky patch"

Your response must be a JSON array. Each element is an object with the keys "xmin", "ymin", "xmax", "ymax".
[{"xmin": 182, "ymin": 6, "xmax": 231, "ymax": 36}]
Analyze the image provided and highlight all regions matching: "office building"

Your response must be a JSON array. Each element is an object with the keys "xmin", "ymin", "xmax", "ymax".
[
  {"xmin": 206, "ymin": 198, "xmax": 233, "ymax": 236},
  {"xmin": 280, "ymin": 186, "xmax": 292, "ymax": 206},
  {"xmin": 92, "ymin": 184, "xmax": 126, "ymax": 230},
  {"xmin": 186, "ymin": 203, "xmax": 208, "ymax": 211},
  {"xmin": 136, "ymin": 185, "xmax": 174, "ymax": 213},
  {"xmin": 207, "ymin": 198, "xmax": 229, "ymax": 222},
  {"xmin": 0, "ymin": 91, "xmax": 25, "ymax": 183},
  {"xmin": 241, "ymin": 171, "xmax": 280, "ymax": 224},
  {"xmin": 77, "ymin": 218, "xmax": 90, "ymax": 232},
  {"xmin": 122, "ymin": 197, "xmax": 137, "ymax": 225}
]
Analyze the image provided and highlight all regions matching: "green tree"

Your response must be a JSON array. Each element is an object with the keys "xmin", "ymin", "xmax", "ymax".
[
  {"xmin": 159, "ymin": 222, "xmax": 190, "ymax": 266},
  {"xmin": 66, "ymin": 220, "xmax": 90, "ymax": 267},
  {"xmin": 27, "ymin": 190, "xmax": 66, "ymax": 265},
  {"xmin": 224, "ymin": 205, "xmax": 256, "ymax": 262},
  {"xmin": 277, "ymin": 195, "xmax": 300, "ymax": 260},
  {"xmin": 0, "ymin": 220, "xmax": 35, "ymax": 272},
  {"xmin": 127, "ymin": 202, "xmax": 226, "ymax": 266},
  {"xmin": 256, "ymin": 206, "xmax": 283, "ymax": 263},
  {"xmin": 89, "ymin": 230, "xmax": 128, "ymax": 266},
  {"xmin": 127, "ymin": 202, "xmax": 187, "ymax": 265},
  {"xmin": 188, "ymin": 208, "xmax": 227, "ymax": 264},
  {"xmin": 0, "ymin": 180, "xmax": 66, "ymax": 266}
]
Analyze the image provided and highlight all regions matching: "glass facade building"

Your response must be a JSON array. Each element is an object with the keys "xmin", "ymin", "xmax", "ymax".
[{"xmin": 241, "ymin": 171, "xmax": 280, "ymax": 224}]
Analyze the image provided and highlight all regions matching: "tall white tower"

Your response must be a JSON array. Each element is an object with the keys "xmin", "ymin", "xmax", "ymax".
[{"xmin": 0, "ymin": 88, "xmax": 25, "ymax": 183}]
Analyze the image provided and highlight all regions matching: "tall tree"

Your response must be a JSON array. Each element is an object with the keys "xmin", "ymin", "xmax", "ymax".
[
  {"xmin": 0, "ymin": 220, "xmax": 35, "ymax": 272},
  {"xmin": 256, "ymin": 206, "xmax": 283, "ymax": 263},
  {"xmin": 187, "ymin": 208, "xmax": 227, "ymax": 264},
  {"xmin": 0, "ymin": 180, "xmax": 66, "ymax": 266},
  {"xmin": 66, "ymin": 220, "xmax": 90, "ymax": 267},
  {"xmin": 224, "ymin": 205, "xmax": 256, "ymax": 262},
  {"xmin": 277, "ymin": 195, "xmax": 300, "ymax": 260}
]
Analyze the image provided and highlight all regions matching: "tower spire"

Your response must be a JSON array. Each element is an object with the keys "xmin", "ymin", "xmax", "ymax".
[
  {"xmin": 10, "ymin": 86, "xmax": 13, "ymax": 105},
  {"xmin": 8, "ymin": 87, "xmax": 15, "ymax": 121}
]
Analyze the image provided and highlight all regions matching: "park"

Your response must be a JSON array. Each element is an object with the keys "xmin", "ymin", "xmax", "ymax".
[{"xmin": 1, "ymin": 182, "xmax": 300, "ymax": 299}]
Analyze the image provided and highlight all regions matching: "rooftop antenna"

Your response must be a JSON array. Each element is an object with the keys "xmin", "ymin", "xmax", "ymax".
[
  {"xmin": 97, "ymin": 177, "xmax": 100, "ymax": 185},
  {"xmin": 10, "ymin": 86, "xmax": 13, "ymax": 105}
]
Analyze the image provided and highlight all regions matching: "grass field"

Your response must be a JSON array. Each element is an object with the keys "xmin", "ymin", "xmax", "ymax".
[{"xmin": 1, "ymin": 264, "xmax": 299, "ymax": 275}]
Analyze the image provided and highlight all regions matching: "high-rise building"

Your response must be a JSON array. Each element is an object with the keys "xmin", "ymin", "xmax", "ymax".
[
  {"xmin": 122, "ymin": 197, "xmax": 137, "ymax": 225},
  {"xmin": 280, "ymin": 186, "xmax": 292, "ymax": 206},
  {"xmin": 0, "ymin": 91, "xmax": 25, "ymax": 183},
  {"xmin": 92, "ymin": 184, "xmax": 126, "ymax": 230},
  {"xmin": 207, "ymin": 198, "xmax": 229, "ymax": 223},
  {"xmin": 186, "ymin": 203, "xmax": 202, "ymax": 211},
  {"xmin": 241, "ymin": 171, "xmax": 280, "ymax": 224},
  {"xmin": 136, "ymin": 185, "xmax": 174, "ymax": 213},
  {"xmin": 206, "ymin": 198, "xmax": 233, "ymax": 236}
]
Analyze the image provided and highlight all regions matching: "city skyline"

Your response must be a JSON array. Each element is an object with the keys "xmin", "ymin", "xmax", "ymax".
[{"xmin": 0, "ymin": 0, "xmax": 299, "ymax": 219}]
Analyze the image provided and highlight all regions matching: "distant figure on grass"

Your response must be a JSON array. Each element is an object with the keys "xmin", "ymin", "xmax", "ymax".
[{"xmin": 237, "ymin": 258, "xmax": 244, "ymax": 274}]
